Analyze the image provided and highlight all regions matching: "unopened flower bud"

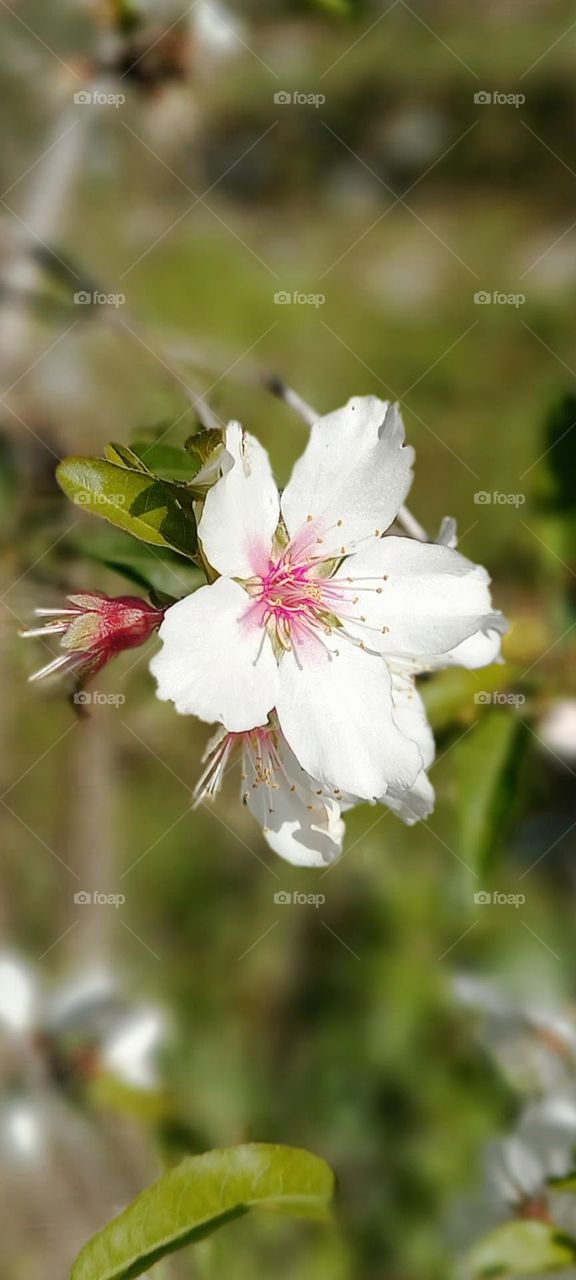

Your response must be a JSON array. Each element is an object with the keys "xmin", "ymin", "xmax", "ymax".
[{"xmin": 21, "ymin": 592, "xmax": 164, "ymax": 684}]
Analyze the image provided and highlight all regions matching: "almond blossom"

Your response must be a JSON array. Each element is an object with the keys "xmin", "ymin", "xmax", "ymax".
[
  {"xmin": 151, "ymin": 396, "xmax": 505, "ymax": 809},
  {"xmin": 192, "ymin": 675, "xmax": 434, "ymax": 867}
]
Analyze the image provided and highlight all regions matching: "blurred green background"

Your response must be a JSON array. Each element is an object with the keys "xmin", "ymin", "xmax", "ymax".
[{"xmin": 1, "ymin": 2, "xmax": 576, "ymax": 1277}]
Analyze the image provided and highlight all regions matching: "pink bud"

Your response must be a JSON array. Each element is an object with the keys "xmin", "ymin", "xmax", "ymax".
[{"xmin": 21, "ymin": 592, "xmax": 165, "ymax": 684}]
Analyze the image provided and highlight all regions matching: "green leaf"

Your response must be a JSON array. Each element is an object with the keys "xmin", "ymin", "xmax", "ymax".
[
  {"xmin": 104, "ymin": 444, "xmax": 151, "ymax": 473},
  {"xmin": 548, "ymin": 1171, "xmax": 576, "ymax": 1191},
  {"xmin": 64, "ymin": 526, "xmax": 203, "ymax": 598},
  {"xmin": 70, "ymin": 1143, "xmax": 335, "ymax": 1280},
  {"xmin": 56, "ymin": 458, "xmax": 197, "ymax": 560},
  {"xmin": 455, "ymin": 710, "xmax": 529, "ymax": 876},
  {"xmin": 130, "ymin": 441, "xmax": 202, "ymax": 482},
  {"xmin": 89, "ymin": 1075, "xmax": 170, "ymax": 1125},
  {"xmin": 109, "ymin": 0, "xmax": 140, "ymax": 32},
  {"xmin": 469, "ymin": 1219, "xmax": 576, "ymax": 1277}
]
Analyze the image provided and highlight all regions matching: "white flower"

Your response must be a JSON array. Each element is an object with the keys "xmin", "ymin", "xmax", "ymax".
[
  {"xmin": 0, "ymin": 956, "xmax": 167, "ymax": 1094},
  {"xmin": 151, "ymin": 396, "xmax": 503, "ymax": 802},
  {"xmin": 454, "ymin": 972, "xmax": 576, "ymax": 1096},
  {"xmin": 193, "ymin": 719, "xmax": 345, "ymax": 867}
]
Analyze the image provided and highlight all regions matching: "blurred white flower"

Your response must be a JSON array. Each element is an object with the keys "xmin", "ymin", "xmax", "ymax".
[
  {"xmin": 539, "ymin": 699, "xmax": 576, "ymax": 763},
  {"xmin": 454, "ymin": 972, "xmax": 576, "ymax": 1096},
  {"xmin": 192, "ymin": 1, "xmax": 245, "ymax": 59},
  {"xmin": 1, "ymin": 1103, "xmax": 44, "ymax": 1162},
  {"xmin": 152, "ymin": 398, "xmax": 504, "ymax": 813},
  {"xmin": 0, "ymin": 956, "xmax": 167, "ymax": 1094},
  {"xmin": 0, "ymin": 955, "xmax": 36, "ymax": 1036},
  {"xmin": 102, "ymin": 1008, "xmax": 166, "ymax": 1090},
  {"xmin": 486, "ymin": 1135, "xmax": 546, "ymax": 1210}
]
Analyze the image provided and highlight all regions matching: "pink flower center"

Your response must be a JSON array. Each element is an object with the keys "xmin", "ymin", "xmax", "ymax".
[{"xmin": 245, "ymin": 549, "xmax": 341, "ymax": 654}]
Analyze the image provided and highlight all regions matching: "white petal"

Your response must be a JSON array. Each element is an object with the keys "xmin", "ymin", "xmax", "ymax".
[
  {"xmin": 342, "ymin": 675, "xmax": 435, "ymax": 822},
  {"xmin": 150, "ymin": 578, "xmax": 279, "ymax": 731},
  {"xmin": 198, "ymin": 422, "xmax": 280, "ymax": 578},
  {"xmin": 383, "ymin": 674, "xmax": 435, "ymax": 824},
  {"xmin": 243, "ymin": 731, "xmax": 345, "ymax": 866},
  {"xmin": 281, "ymin": 397, "xmax": 414, "ymax": 558},
  {"xmin": 437, "ymin": 624, "xmax": 506, "ymax": 668},
  {"xmin": 391, "ymin": 624, "xmax": 506, "ymax": 677},
  {"xmin": 276, "ymin": 639, "xmax": 423, "ymax": 801},
  {"xmin": 385, "ymin": 771, "xmax": 434, "ymax": 824},
  {"xmin": 334, "ymin": 536, "xmax": 499, "ymax": 658},
  {"xmin": 488, "ymin": 1137, "xmax": 544, "ymax": 1204}
]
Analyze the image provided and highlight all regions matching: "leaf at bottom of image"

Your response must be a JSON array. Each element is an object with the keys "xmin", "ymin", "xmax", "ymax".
[{"xmin": 70, "ymin": 1142, "xmax": 336, "ymax": 1280}]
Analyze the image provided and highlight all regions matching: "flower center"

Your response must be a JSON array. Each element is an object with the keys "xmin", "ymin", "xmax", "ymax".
[{"xmin": 246, "ymin": 553, "xmax": 336, "ymax": 652}]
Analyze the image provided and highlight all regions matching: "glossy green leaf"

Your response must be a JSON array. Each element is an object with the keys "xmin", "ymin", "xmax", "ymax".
[
  {"xmin": 56, "ymin": 458, "xmax": 197, "ymax": 559},
  {"xmin": 70, "ymin": 1143, "xmax": 335, "ymax": 1280},
  {"xmin": 469, "ymin": 1219, "xmax": 576, "ymax": 1277},
  {"xmin": 455, "ymin": 710, "xmax": 529, "ymax": 875}
]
